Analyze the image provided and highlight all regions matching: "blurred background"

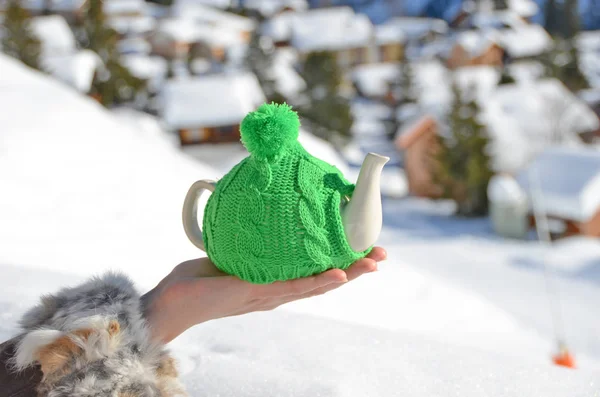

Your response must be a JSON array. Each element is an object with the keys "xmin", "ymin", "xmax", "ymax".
[{"xmin": 2, "ymin": 0, "xmax": 600, "ymax": 395}]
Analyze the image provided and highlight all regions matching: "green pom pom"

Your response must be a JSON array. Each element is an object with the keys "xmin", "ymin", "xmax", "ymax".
[{"xmin": 240, "ymin": 102, "xmax": 300, "ymax": 159}]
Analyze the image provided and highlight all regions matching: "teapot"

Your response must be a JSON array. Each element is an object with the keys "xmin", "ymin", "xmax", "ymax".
[{"xmin": 182, "ymin": 103, "xmax": 389, "ymax": 284}]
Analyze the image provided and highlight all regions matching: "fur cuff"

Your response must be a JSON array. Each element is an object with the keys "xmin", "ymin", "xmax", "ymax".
[{"xmin": 12, "ymin": 272, "xmax": 187, "ymax": 397}]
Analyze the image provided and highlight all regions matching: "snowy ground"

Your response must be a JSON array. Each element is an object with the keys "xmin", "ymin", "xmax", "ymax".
[{"xmin": 1, "ymin": 55, "xmax": 600, "ymax": 395}]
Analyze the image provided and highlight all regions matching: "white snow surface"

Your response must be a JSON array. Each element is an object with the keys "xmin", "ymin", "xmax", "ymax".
[
  {"xmin": 0, "ymin": 54, "xmax": 220, "ymax": 287},
  {"xmin": 3, "ymin": 55, "xmax": 600, "ymax": 395}
]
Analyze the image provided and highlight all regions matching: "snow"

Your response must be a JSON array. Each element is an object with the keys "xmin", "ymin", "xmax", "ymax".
[
  {"xmin": 116, "ymin": 37, "xmax": 152, "ymax": 55},
  {"xmin": 577, "ymin": 30, "xmax": 600, "ymax": 53},
  {"xmin": 0, "ymin": 54, "xmax": 220, "ymax": 287},
  {"xmin": 287, "ymin": 7, "xmax": 374, "ymax": 52},
  {"xmin": 455, "ymin": 30, "xmax": 496, "ymax": 57},
  {"xmin": 172, "ymin": 2, "xmax": 256, "ymax": 32},
  {"xmin": 271, "ymin": 50, "xmax": 306, "ymax": 98},
  {"xmin": 580, "ymin": 51, "xmax": 600, "ymax": 89},
  {"xmin": 243, "ymin": 0, "xmax": 308, "ymax": 17},
  {"xmin": 172, "ymin": 0, "xmax": 233, "ymax": 10},
  {"xmin": 103, "ymin": 0, "xmax": 146, "ymax": 16},
  {"xmin": 516, "ymin": 146, "xmax": 600, "ymax": 222},
  {"xmin": 497, "ymin": 25, "xmax": 552, "ymax": 58},
  {"xmin": 374, "ymin": 22, "xmax": 406, "ymax": 45},
  {"xmin": 483, "ymin": 78, "xmax": 597, "ymax": 173},
  {"xmin": 120, "ymin": 54, "xmax": 167, "ymax": 91},
  {"xmin": 154, "ymin": 18, "xmax": 199, "ymax": 43},
  {"xmin": 352, "ymin": 62, "xmax": 398, "ymax": 98},
  {"xmin": 160, "ymin": 72, "xmax": 265, "ymax": 130},
  {"xmin": 379, "ymin": 17, "xmax": 448, "ymax": 42},
  {"xmin": 108, "ymin": 16, "xmax": 157, "ymax": 37},
  {"xmin": 452, "ymin": 65, "xmax": 501, "ymax": 102},
  {"xmin": 29, "ymin": 15, "xmax": 76, "ymax": 56},
  {"xmin": 42, "ymin": 49, "xmax": 102, "ymax": 93},
  {"xmin": 351, "ymin": 98, "xmax": 394, "ymax": 120},
  {"xmin": 507, "ymin": 61, "xmax": 545, "ymax": 83},
  {"xmin": 507, "ymin": 0, "xmax": 539, "ymax": 17},
  {"xmin": 488, "ymin": 174, "xmax": 526, "ymax": 204},
  {"xmin": 4, "ymin": 53, "xmax": 600, "ymax": 395}
]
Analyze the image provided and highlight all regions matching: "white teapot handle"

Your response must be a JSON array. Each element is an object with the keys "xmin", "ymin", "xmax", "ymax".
[{"xmin": 182, "ymin": 179, "xmax": 216, "ymax": 252}]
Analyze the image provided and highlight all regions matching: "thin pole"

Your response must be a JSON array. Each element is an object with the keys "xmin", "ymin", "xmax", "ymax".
[{"xmin": 527, "ymin": 162, "xmax": 567, "ymax": 349}]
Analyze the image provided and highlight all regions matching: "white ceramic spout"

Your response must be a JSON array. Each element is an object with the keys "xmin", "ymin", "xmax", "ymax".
[{"xmin": 342, "ymin": 152, "xmax": 389, "ymax": 252}]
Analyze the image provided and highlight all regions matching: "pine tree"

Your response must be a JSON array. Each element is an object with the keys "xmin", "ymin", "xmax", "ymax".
[
  {"xmin": 563, "ymin": 0, "xmax": 580, "ymax": 39},
  {"xmin": 434, "ymin": 83, "xmax": 493, "ymax": 217},
  {"xmin": 1, "ymin": 0, "xmax": 42, "ymax": 70},
  {"xmin": 493, "ymin": 0, "xmax": 508, "ymax": 10},
  {"xmin": 388, "ymin": 55, "xmax": 417, "ymax": 139},
  {"xmin": 244, "ymin": 26, "xmax": 284, "ymax": 103},
  {"xmin": 298, "ymin": 51, "xmax": 353, "ymax": 143},
  {"xmin": 544, "ymin": 0, "xmax": 563, "ymax": 37},
  {"xmin": 538, "ymin": 3, "xmax": 589, "ymax": 94},
  {"xmin": 81, "ymin": 0, "xmax": 146, "ymax": 106},
  {"xmin": 498, "ymin": 67, "xmax": 516, "ymax": 85}
]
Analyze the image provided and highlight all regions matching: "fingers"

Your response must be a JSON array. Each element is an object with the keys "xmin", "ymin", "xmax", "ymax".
[
  {"xmin": 367, "ymin": 246, "xmax": 387, "ymax": 262},
  {"xmin": 253, "ymin": 268, "xmax": 347, "ymax": 298},
  {"xmin": 345, "ymin": 258, "xmax": 378, "ymax": 282}
]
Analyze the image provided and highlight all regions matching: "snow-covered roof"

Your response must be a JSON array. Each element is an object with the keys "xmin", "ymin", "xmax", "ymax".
[
  {"xmin": 261, "ymin": 12, "xmax": 294, "ymax": 42},
  {"xmin": 108, "ymin": 16, "xmax": 156, "ymax": 36},
  {"xmin": 488, "ymin": 174, "xmax": 526, "ymax": 204},
  {"xmin": 379, "ymin": 17, "xmax": 448, "ymax": 42},
  {"xmin": 41, "ymin": 50, "xmax": 102, "ymax": 93},
  {"xmin": 455, "ymin": 30, "xmax": 497, "ymax": 57},
  {"xmin": 116, "ymin": 37, "xmax": 152, "ymax": 55},
  {"xmin": 483, "ymin": 79, "xmax": 597, "ymax": 173},
  {"xmin": 154, "ymin": 18, "xmax": 199, "ymax": 43},
  {"xmin": 243, "ymin": 0, "xmax": 308, "ymax": 17},
  {"xmin": 374, "ymin": 23, "xmax": 407, "ymax": 45},
  {"xmin": 160, "ymin": 73, "xmax": 266, "ymax": 129},
  {"xmin": 496, "ymin": 25, "xmax": 552, "ymax": 58},
  {"xmin": 29, "ymin": 15, "xmax": 76, "ymax": 56},
  {"xmin": 171, "ymin": 2, "xmax": 256, "ymax": 32},
  {"xmin": 577, "ymin": 30, "xmax": 600, "ymax": 53},
  {"xmin": 103, "ymin": 0, "xmax": 146, "ymax": 16},
  {"xmin": 507, "ymin": 0, "xmax": 539, "ymax": 17},
  {"xmin": 516, "ymin": 147, "xmax": 600, "ymax": 221},
  {"xmin": 172, "ymin": 0, "xmax": 232, "ymax": 9},
  {"xmin": 471, "ymin": 10, "xmax": 526, "ymax": 30},
  {"xmin": 352, "ymin": 62, "xmax": 399, "ymax": 98},
  {"xmin": 289, "ymin": 7, "xmax": 374, "ymax": 52}
]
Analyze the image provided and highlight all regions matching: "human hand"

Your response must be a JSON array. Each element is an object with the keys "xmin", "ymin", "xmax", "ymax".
[{"xmin": 141, "ymin": 247, "xmax": 387, "ymax": 344}]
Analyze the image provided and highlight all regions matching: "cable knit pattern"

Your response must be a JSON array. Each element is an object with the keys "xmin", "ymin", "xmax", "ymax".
[
  {"xmin": 298, "ymin": 158, "xmax": 332, "ymax": 267},
  {"xmin": 201, "ymin": 103, "xmax": 371, "ymax": 284}
]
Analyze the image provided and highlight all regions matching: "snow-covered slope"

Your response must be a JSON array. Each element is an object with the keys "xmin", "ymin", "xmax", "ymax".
[{"xmin": 0, "ymin": 54, "xmax": 220, "ymax": 287}]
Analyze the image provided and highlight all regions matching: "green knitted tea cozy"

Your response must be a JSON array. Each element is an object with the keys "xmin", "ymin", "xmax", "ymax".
[{"xmin": 202, "ymin": 103, "xmax": 371, "ymax": 284}]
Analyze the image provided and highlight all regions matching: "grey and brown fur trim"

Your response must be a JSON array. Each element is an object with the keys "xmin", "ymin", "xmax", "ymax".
[{"xmin": 10, "ymin": 272, "xmax": 187, "ymax": 397}]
